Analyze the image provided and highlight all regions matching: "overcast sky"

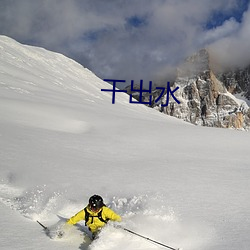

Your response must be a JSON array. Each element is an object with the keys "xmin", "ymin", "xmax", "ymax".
[{"xmin": 0, "ymin": 0, "xmax": 249, "ymax": 86}]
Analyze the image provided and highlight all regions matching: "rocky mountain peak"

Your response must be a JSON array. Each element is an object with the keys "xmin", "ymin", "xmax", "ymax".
[
  {"xmin": 157, "ymin": 49, "xmax": 250, "ymax": 130},
  {"xmin": 177, "ymin": 48, "xmax": 210, "ymax": 78},
  {"xmin": 122, "ymin": 48, "xmax": 250, "ymax": 130}
]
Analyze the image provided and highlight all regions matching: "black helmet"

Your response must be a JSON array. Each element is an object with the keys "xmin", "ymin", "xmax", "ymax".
[{"xmin": 89, "ymin": 195, "xmax": 104, "ymax": 210}]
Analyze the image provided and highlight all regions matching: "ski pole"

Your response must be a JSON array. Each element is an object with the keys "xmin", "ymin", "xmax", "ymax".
[
  {"xmin": 37, "ymin": 220, "xmax": 48, "ymax": 231},
  {"xmin": 122, "ymin": 227, "xmax": 180, "ymax": 250}
]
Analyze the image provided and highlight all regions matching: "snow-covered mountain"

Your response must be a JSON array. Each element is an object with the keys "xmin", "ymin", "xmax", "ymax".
[
  {"xmin": 128, "ymin": 49, "xmax": 250, "ymax": 130},
  {"xmin": 0, "ymin": 36, "xmax": 250, "ymax": 250},
  {"xmin": 155, "ymin": 49, "xmax": 250, "ymax": 129},
  {"xmin": 217, "ymin": 65, "xmax": 250, "ymax": 102}
]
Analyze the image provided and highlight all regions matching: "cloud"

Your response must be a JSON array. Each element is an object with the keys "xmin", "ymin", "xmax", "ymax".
[
  {"xmin": 0, "ymin": 0, "xmax": 249, "ymax": 85},
  {"xmin": 209, "ymin": 3, "xmax": 250, "ymax": 69},
  {"xmin": 200, "ymin": 18, "xmax": 240, "ymax": 45}
]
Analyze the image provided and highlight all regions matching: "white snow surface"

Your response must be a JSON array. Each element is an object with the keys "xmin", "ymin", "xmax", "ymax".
[{"xmin": 0, "ymin": 35, "xmax": 250, "ymax": 250}]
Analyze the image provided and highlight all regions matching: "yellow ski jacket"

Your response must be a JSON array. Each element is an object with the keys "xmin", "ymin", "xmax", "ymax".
[{"xmin": 67, "ymin": 206, "xmax": 121, "ymax": 233}]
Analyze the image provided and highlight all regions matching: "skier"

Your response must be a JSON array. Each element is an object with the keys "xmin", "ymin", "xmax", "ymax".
[{"xmin": 66, "ymin": 194, "xmax": 121, "ymax": 239}]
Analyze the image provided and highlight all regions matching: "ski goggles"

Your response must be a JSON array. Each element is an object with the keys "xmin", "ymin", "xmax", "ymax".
[{"xmin": 89, "ymin": 204, "xmax": 101, "ymax": 212}]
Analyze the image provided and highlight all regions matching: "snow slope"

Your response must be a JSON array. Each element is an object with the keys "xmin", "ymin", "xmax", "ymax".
[{"xmin": 0, "ymin": 35, "xmax": 249, "ymax": 250}]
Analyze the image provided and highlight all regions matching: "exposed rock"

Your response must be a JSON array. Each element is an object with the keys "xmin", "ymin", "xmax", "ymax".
[
  {"xmin": 157, "ymin": 49, "xmax": 250, "ymax": 130},
  {"xmin": 123, "ymin": 48, "xmax": 250, "ymax": 130},
  {"xmin": 216, "ymin": 66, "xmax": 250, "ymax": 100}
]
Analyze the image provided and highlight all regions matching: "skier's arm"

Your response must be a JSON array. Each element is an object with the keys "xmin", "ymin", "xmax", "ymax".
[
  {"xmin": 67, "ymin": 209, "xmax": 85, "ymax": 225},
  {"xmin": 104, "ymin": 207, "xmax": 122, "ymax": 222}
]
